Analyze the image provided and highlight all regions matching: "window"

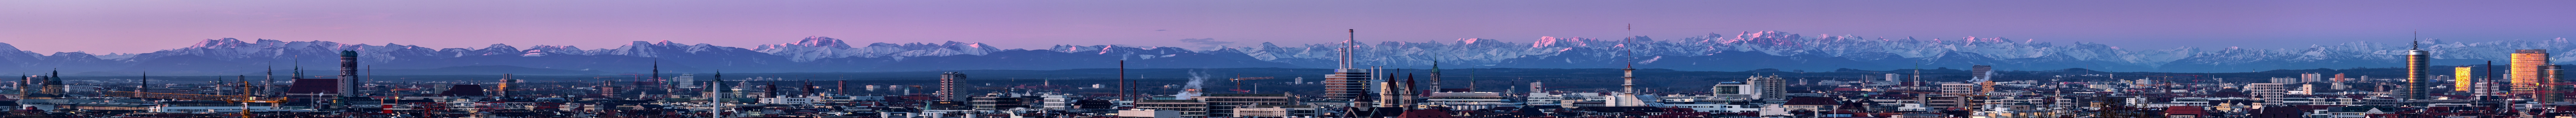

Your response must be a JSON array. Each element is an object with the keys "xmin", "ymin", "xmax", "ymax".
[{"xmin": 1714, "ymin": 86, "xmax": 1741, "ymax": 94}]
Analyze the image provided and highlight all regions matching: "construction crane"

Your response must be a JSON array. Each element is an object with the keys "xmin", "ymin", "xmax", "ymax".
[{"xmin": 1229, "ymin": 76, "xmax": 1277, "ymax": 93}]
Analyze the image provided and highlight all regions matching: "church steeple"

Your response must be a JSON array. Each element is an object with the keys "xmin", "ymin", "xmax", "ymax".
[{"xmin": 1429, "ymin": 60, "xmax": 1442, "ymax": 90}]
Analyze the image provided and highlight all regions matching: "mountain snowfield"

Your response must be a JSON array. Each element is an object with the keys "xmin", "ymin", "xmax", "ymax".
[{"xmin": 0, "ymin": 31, "xmax": 2567, "ymax": 76}]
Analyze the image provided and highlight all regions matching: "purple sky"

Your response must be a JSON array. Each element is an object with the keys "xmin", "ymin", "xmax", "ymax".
[{"xmin": 4, "ymin": 0, "xmax": 2573, "ymax": 54}]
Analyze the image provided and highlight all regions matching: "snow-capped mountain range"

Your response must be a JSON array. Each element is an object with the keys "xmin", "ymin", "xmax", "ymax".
[{"xmin": 1, "ymin": 31, "xmax": 2567, "ymax": 76}]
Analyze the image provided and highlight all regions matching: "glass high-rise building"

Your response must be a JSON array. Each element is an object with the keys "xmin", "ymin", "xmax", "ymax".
[
  {"xmin": 2510, "ymin": 50, "xmax": 2549, "ymax": 96},
  {"xmin": 2458, "ymin": 66, "xmax": 2476, "ymax": 91}
]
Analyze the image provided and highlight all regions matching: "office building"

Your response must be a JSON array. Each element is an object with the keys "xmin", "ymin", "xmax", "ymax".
[
  {"xmin": 2510, "ymin": 50, "xmax": 2547, "ymax": 95},
  {"xmin": 2404, "ymin": 40, "xmax": 2431, "ymax": 100},
  {"xmin": 1751, "ymin": 76, "xmax": 1787, "ymax": 100},
  {"xmin": 1136, "ymin": 100, "xmax": 1209, "ymax": 117},
  {"xmin": 1321, "ymin": 29, "xmax": 1372, "ymax": 102},
  {"xmin": 1199, "ymin": 94, "xmax": 1293, "ymax": 117},
  {"xmin": 673, "ymin": 73, "xmax": 697, "ymax": 88},
  {"xmin": 938, "ymin": 72, "xmax": 966, "ymax": 101},
  {"xmin": 1940, "ymin": 83, "xmax": 1978, "ymax": 94},
  {"xmin": 1712, "ymin": 82, "xmax": 1756, "ymax": 99},
  {"xmin": 1886, "ymin": 73, "xmax": 1901, "ymax": 81},
  {"xmin": 2458, "ymin": 66, "xmax": 2475, "ymax": 91},
  {"xmin": 2249, "ymin": 83, "xmax": 2288, "ymax": 98},
  {"xmin": 969, "ymin": 96, "xmax": 1026, "ymax": 110}
]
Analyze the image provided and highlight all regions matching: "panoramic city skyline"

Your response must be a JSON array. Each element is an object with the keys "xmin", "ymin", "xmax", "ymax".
[
  {"xmin": 6, "ymin": 1, "xmax": 2576, "ymax": 118},
  {"xmin": 6, "ymin": 0, "xmax": 2575, "ymax": 54}
]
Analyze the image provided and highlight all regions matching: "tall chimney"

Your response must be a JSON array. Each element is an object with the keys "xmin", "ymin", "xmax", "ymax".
[{"xmin": 1323, "ymin": 29, "xmax": 1375, "ymax": 103}]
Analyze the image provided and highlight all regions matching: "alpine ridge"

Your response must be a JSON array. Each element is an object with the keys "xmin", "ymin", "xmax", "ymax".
[{"xmin": 4, "ymin": 31, "xmax": 2569, "ymax": 76}]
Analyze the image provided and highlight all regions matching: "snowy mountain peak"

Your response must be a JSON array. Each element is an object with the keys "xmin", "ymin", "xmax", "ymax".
[
  {"xmin": 787, "ymin": 36, "xmax": 852, "ymax": 48},
  {"xmin": 1531, "ymin": 36, "xmax": 1600, "ymax": 48},
  {"xmin": 187, "ymin": 38, "xmax": 257, "ymax": 49}
]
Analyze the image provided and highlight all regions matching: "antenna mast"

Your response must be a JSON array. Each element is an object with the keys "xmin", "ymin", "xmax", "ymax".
[{"xmin": 1620, "ymin": 24, "xmax": 1638, "ymax": 93}]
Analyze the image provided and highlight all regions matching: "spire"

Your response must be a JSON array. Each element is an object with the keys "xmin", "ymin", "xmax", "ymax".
[
  {"xmin": 292, "ymin": 55, "xmax": 301, "ymax": 79},
  {"xmin": 2412, "ymin": 30, "xmax": 2421, "ymax": 50},
  {"xmin": 264, "ymin": 64, "xmax": 275, "ymax": 97},
  {"xmin": 46, "ymin": 68, "xmax": 58, "ymax": 85},
  {"xmin": 652, "ymin": 58, "xmax": 661, "ymax": 81},
  {"xmin": 16, "ymin": 73, "xmax": 26, "ymax": 96}
]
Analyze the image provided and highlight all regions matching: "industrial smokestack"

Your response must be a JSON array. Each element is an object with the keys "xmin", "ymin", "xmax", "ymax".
[
  {"xmin": 1323, "ymin": 29, "xmax": 1375, "ymax": 103},
  {"xmin": 2486, "ymin": 61, "xmax": 2497, "ymax": 101},
  {"xmin": 1118, "ymin": 60, "xmax": 1127, "ymax": 100}
]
